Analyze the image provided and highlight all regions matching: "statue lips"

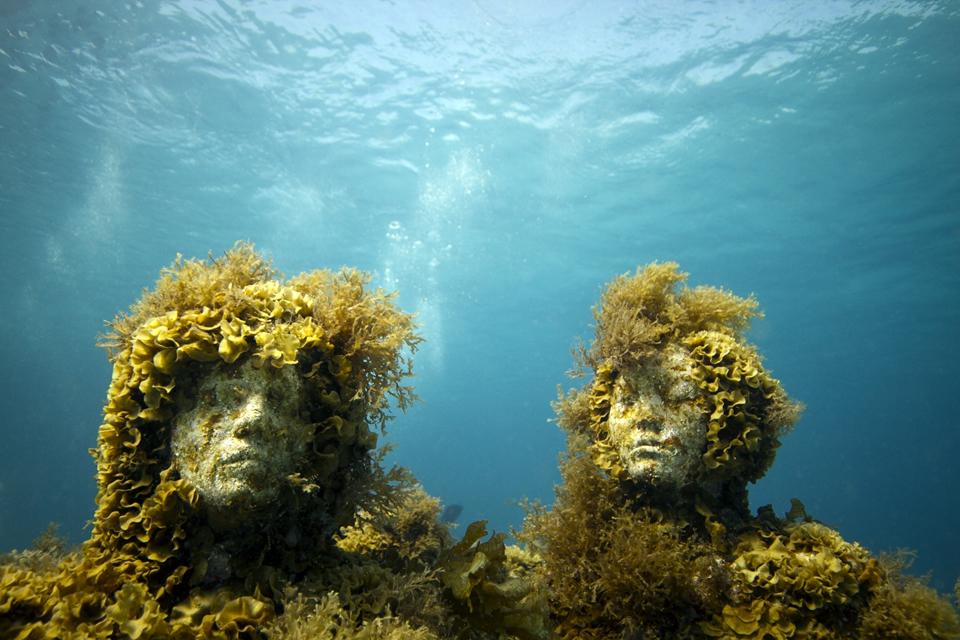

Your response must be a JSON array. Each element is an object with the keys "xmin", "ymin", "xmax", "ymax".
[
  {"xmin": 220, "ymin": 448, "xmax": 260, "ymax": 467},
  {"xmin": 628, "ymin": 434, "xmax": 681, "ymax": 458},
  {"xmin": 629, "ymin": 443, "xmax": 665, "ymax": 458}
]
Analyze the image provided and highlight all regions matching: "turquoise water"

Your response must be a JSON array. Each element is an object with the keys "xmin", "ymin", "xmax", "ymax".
[{"xmin": 1, "ymin": 1, "xmax": 957, "ymax": 591}]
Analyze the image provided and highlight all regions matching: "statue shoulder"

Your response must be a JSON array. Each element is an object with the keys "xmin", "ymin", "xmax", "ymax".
[{"xmin": 704, "ymin": 519, "xmax": 959, "ymax": 638}]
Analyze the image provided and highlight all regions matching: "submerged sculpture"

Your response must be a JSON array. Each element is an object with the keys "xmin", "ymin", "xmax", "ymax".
[
  {"xmin": 0, "ymin": 243, "xmax": 542, "ymax": 639},
  {"xmin": 520, "ymin": 262, "xmax": 960, "ymax": 639},
  {"xmin": 6, "ymin": 250, "xmax": 954, "ymax": 638}
]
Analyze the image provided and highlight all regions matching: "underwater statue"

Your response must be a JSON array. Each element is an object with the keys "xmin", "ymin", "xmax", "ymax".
[
  {"xmin": 519, "ymin": 262, "xmax": 960, "ymax": 639},
  {"xmin": 0, "ymin": 243, "xmax": 544, "ymax": 640}
]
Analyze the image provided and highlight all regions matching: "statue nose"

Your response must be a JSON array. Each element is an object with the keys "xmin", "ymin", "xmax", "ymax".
[
  {"xmin": 233, "ymin": 393, "xmax": 266, "ymax": 436},
  {"xmin": 636, "ymin": 418, "xmax": 662, "ymax": 433}
]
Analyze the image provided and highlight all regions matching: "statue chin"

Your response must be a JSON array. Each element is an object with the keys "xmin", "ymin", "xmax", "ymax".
[
  {"xmin": 619, "ymin": 445, "xmax": 701, "ymax": 491},
  {"xmin": 623, "ymin": 466, "xmax": 682, "ymax": 490},
  {"xmin": 201, "ymin": 486, "xmax": 279, "ymax": 531},
  {"xmin": 187, "ymin": 463, "xmax": 285, "ymax": 531}
]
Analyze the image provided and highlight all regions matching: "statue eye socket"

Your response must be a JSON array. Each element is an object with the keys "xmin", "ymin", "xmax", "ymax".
[
  {"xmin": 209, "ymin": 386, "xmax": 246, "ymax": 404},
  {"xmin": 617, "ymin": 382, "xmax": 638, "ymax": 400},
  {"xmin": 668, "ymin": 382, "xmax": 698, "ymax": 402}
]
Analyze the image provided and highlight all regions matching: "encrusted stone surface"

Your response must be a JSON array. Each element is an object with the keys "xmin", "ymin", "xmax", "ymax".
[
  {"xmin": 171, "ymin": 358, "xmax": 313, "ymax": 519},
  {"xmin": 606, "ymin": 345, "xmax": 706, "ymax": 487}
]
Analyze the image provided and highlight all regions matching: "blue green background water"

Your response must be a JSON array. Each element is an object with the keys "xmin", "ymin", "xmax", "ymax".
[{"xmin": 1, "ymin": 1, "xmax": 958, "ymax": 591}]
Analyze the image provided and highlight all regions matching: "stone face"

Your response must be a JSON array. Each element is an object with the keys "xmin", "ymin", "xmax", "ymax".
[
  {"xmin": 606, "ymin": 345, "xmax": 706, "ymax": 488},
  {"xmin": 170, "ymin": 358, "xmax": 314, "ymax": 521}
]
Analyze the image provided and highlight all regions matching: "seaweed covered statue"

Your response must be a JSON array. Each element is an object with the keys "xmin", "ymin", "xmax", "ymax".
[
  {"xmin": 521, "ymin": 263, "xmax": 960, "ymax": 639},
  {"xmin": 0, "ymin": 243, "xmax": 544, "ymax": 640}
]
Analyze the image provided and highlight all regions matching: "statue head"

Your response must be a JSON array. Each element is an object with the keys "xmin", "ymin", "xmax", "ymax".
[
  {"xmin": 559, "ymin": 263, "xmax": 802, "ymax": 503},
  {"xmin": 169, "ymin": 358, "xmax": 314, "ymax": 525},
  {"xmin": 90, "ymin": 243, "xmax": 420, "ymax": 571},
  {"xmin": 603, "ymin": 344, "xmax": 707, "ymax": 489}
]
